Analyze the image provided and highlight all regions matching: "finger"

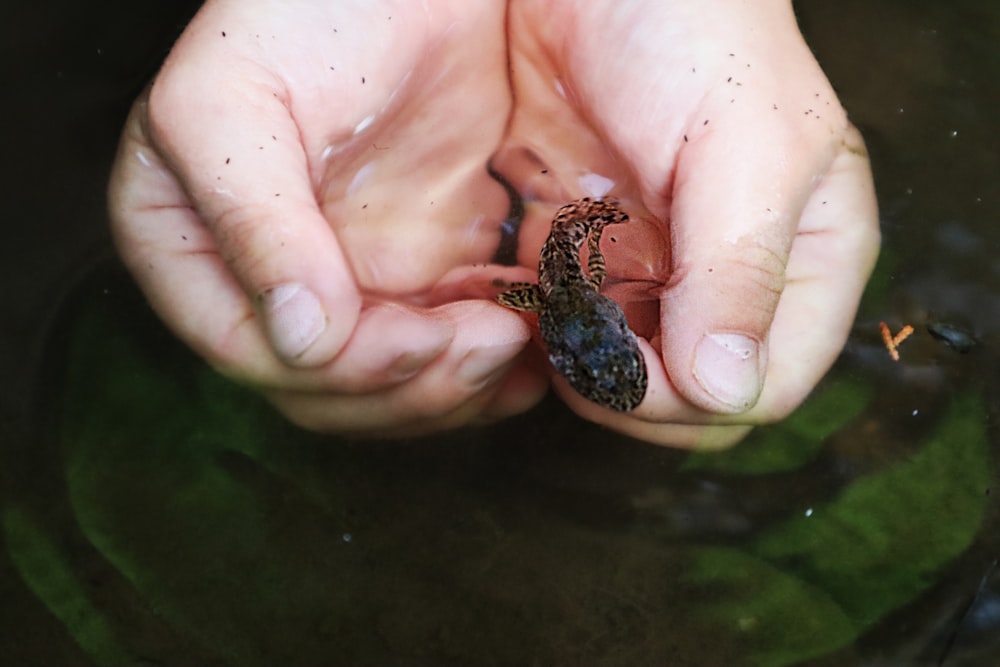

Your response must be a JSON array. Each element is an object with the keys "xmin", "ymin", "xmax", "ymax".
[
  {"xmin": 552, "ymin": 338, "xmax": 744, "ymax": 430},
  {"xmin": 109, "ymin": 100, "xmax": 283, "ymax": 381},
  {"xmin": 336, "ymin": 362, "xmax": 550, "ymax": 437},
  {"xmin": 143, "ymin": 46, "xmax": 362, "ymax": 367},
  {"xmin": 564, "ymin": 383, "xmax": 754, "ymax": 449},
  {"xmin": 312, "ymin": 303, "xmax": 455, "ymax": 393},
  {"xmin": 659, "ymin": 109, "xmax": 838, "ymax": 415},
  {"xmin": 475, "ymin": 363, "xmax": 550, "ymax": 423},
  {"xmin": 755, "ymin": 125, "xmax": 880, "ymax": 416},
  {"xmin": 548, "ymin": 340, "xmax": 754, "ymax": 447},
  {"xmin": 265, "ymin": 301, "xmax": 532, "ymax": 434},
  {"xmin": 614, "ymin": 423, "xmax": 753, "ymax": 450}
]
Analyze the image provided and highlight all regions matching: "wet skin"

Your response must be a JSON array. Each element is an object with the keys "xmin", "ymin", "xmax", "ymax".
[{"xmin": 496, "ymin": 198, "xmax": 647, "ymax": 411}]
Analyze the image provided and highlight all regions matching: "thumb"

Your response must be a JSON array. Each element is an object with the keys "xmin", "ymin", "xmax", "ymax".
[
  {"xmin": 144, "ymin": 54, "xmax": 361, "ymax": 368},
  {"xmin": 660, "ymin": 117, "xmax": 821, "ymax": 414}
]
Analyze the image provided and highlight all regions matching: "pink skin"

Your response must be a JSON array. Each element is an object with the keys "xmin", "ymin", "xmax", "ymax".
[{"xmin": 108, "ymin": 0, "xmax": 879, "ymax": 446}]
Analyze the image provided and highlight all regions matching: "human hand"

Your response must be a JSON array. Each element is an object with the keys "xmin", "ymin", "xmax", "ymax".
[
  {"xmin": 108, "ymin": 0, "xmax": 548, "ymax": 436},
  {"xmin": 497, "ymin": 0, "xmax": 880, "ymax": 447}
]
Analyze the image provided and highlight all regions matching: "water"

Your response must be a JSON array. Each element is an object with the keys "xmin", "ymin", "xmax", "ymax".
[{"xmin": 2, "ymin": 0, "xmax": 998, "ymax": 664}]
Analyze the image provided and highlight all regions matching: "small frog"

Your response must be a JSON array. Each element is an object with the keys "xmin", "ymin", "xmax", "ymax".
[{"xmin": 496, "ymin": 198, "xmax": 647, "ymax": 411}]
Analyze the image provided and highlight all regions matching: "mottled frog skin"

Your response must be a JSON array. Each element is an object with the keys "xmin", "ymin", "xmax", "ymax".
[{"xmin": 496, "ymin": 198, "xmax": 648, "ymax": 411}]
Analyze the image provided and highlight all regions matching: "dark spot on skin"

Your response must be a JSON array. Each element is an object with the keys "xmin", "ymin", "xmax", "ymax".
[
  {"xmin": 272, "ymin": 135, "xmax": 276, "ymax": 141},
  {"xmin": 610, "ymin": 237, "xmax": 617, "ymax": 243},
  {"xmin": 683, "ymin": 135, "xmax": 688, "ymax": 142},
  {"xmin": 541, "ymin": 169, "xmax": 549, "ymax": 174},
  {"xmin": 822, "ymin": 201, "xmax": 828, "ymax": 205},
  {"xmin": 225, "ymin": 157, "xmax": 230, "ymax": 164},
  {"xmin": 182, "ymin": 235, "xmax": 187, "ymax": 240},
  {"xmin": 727, "ymin": 76, "xmax": 732, "ymax": 82},
  {"xmin": 361, "ymin": 76, "xmax": 366, "ymax": 84},
  {"xmin": 221, "ymin": 31, "xmax": 226, "ymax": 37},
  {"xmin": 330, "ymin": 66, "xmax": 335, "ymax": 70},
  {"xmin": 362, "ymin": 203, "xmax": 368, "ymax": 209},
  {"xmin": 708, "ymin": 267, "xmax": 714, "ymax": 272},
  {"xmin": 275, "ymin": 193, "xmax": 280, "ymax": 197},
  {"xmin": 729, "ymin": 53, "xmax": 735, "ymax": 57},
  {"xmin": 773, "ymin": 104, "xmax": 778, "ymax": 110},
  {"xmin": 704, "ymin": 119, "xmax": 709, "ymax": 125}
]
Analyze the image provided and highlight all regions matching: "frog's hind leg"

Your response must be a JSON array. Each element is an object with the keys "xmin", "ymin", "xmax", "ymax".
[
  {"xmin": 496, "ymin": 283, "xmax": 544, "ymax": 313},
  {"xmin": 584, "ymin": 203, "xmax": 628, "ymax": 290},
  {"xmin": 585, "ymin": 226, "xmax": 608, "ymax": 291}
]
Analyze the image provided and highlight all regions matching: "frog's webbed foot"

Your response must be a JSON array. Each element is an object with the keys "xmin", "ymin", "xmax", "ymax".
[{"xmin": 495, "ymin": 282, "xmax": 544, "ymax": 313}]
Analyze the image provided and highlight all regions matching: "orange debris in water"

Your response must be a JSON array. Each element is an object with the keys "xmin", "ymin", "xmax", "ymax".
[{"xmin": 880, "ymin": 322, "xmax": 914, "ymax": 362}]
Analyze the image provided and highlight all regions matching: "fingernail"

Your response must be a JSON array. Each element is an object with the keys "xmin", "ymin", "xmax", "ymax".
[
  {"xmin": 259, "ymin": 283, "xmax": 327, "ymax": 361},
  {"xmin": 457, "ymin": 343, "xmax": 522, "ymax": 388},
  {"xmin": 693, "ymin": 333, "xmax": 763, "ymax": 412}
]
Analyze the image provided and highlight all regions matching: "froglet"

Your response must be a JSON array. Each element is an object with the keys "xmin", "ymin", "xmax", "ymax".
[{"xmin": 496, "ymin": 198, "xmax": 648, "ymax": 411}]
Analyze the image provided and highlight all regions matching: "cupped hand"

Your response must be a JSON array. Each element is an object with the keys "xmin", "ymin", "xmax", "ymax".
[
  {"xmin": 108, "ymin": 0, "xmax": 547, "ymax": 436},
  {"xmin": 501, "ymin": 0, "xmax": 880, "ymax": 447}
]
